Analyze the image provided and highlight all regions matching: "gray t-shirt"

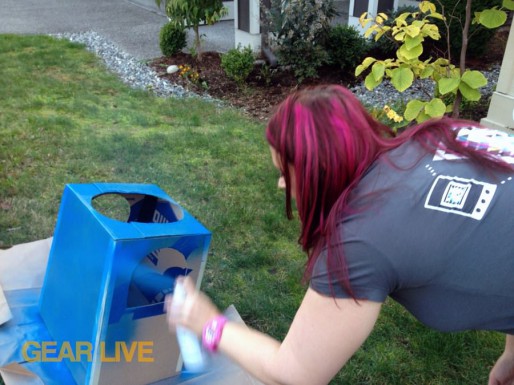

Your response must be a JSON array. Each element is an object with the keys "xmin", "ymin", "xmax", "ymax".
[{"xmin": 310, "ymin": 130, "xmax": 514, "ymax": 333}]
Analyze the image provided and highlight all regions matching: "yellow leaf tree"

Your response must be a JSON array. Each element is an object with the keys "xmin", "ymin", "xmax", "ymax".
[{"xmin": 355, "ymin": 0, "xmax": 514, "ymax": 126}]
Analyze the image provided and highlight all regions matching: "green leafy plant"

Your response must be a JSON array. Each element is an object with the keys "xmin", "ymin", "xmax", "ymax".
[
  {"xmin": 430, "ymin": 0, "xmax": 503, "ymax": 60},
  {"xmin": 326, "ymin": 24, "xmax": 369, "ymax": 72},
  {"xmin": 261, "ymin": 0, "xmax": 338, "ymax": 83},
  {"xmin": 366, "ymin": 5, "xmax": 419, "ymax": 60},
  {"xmin": 221, "ymin": 45, "xmax": 255, "ymax": 87},
  {"xmin": 155, "ymin": 0, "xmax": 227, "ymax": 61},
  {"xmin": 355, "ymin": 0, "xmax": 514, "ymax": 124},
  {"xmin": 178, "ymin": 64, "xmax": 201, "ymax": 84},
  {"xmin": 368, "ymin": 102, "xmax": 408, "ymax": 133},
  {"xmin": 259, "ymin": 64, "xmax": 275, "ymax": 87},
  {"xmin": 159, "ymin": 22, "xmax": 187, "ymax": 57}
]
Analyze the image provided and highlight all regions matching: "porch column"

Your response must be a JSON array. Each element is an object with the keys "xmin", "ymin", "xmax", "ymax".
[
  {"xmin": 481, "ymin": 19, "xmax": 514, "ymax": 132},
  {"xmin": 234, "ymin": 0, "xmax": 261, "ymax": 53}
]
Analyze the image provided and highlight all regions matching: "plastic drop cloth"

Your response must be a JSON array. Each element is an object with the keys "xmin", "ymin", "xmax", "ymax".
[{"xmin": 0, "ymin": 238, "xmax": 262, "ymax": 385}]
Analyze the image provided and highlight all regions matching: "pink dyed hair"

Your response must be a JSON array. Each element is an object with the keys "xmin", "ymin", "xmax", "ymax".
[{"xmin": 265, "ymin": 84, "xmax": 512, "ymax": 298}]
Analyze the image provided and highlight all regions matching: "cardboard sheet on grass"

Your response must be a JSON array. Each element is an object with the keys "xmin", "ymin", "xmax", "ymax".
[{"xmin": 0, "ymin": 238, "xmax": 262, "ymax": 385}]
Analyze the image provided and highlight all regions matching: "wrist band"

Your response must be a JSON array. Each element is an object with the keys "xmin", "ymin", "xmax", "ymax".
[{"xmin": 202, "ymin": 315, "xmax": 228, "ymax": 352}]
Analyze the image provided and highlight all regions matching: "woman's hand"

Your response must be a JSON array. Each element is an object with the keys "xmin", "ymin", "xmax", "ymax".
[
  {"xmin": 165, "ymin": 283, "xmax": 380, "ymax": 385},
  {"xmin": 164, "ymin": 276, "xmax": 220, "ymax": 337},
  {"xmin": 488, "ymin": 335, "xmax": 514, "ymax": 385}
]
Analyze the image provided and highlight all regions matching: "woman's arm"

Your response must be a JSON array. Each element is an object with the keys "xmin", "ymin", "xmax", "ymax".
[
  {"xmin": 488, "ymin": 334, "xmax": 514, "ymax": 385},
  {"xmin": 166, "ymin": 277, "xmax": 382, "ymax": 385}
]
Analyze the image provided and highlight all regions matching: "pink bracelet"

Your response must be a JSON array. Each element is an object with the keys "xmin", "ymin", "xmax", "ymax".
[{"xmin": 202, "ymin": 315, "xmax": 228, "ymax": 352}]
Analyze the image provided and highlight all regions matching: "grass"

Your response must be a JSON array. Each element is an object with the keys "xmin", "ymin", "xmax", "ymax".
[{"xmin": 0, "ymin": 34, "xmax": 505, "ymax": 384}]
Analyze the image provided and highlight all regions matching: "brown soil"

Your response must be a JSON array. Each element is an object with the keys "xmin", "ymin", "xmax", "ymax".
[
  {"xmin": 148, "ymin": 28, "xmax": 509, "ymax": 122},
  {"xmin": 149, "ymin": 52, "xmax": 356, "ymax": 121}
]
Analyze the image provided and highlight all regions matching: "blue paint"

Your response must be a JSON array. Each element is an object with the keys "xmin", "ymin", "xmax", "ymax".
[{"xmin": 38, "ymin": 183, "xmax": 211, "ymax": 385}]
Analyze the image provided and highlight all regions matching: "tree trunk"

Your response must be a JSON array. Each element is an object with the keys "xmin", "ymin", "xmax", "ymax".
[
  {"xmin": 194, "ymin": 25, "xmax": 202, "ymax": 61},
  {"xmin": 452, "ymin": 0, "xmax": 472, "ymax": 118}
]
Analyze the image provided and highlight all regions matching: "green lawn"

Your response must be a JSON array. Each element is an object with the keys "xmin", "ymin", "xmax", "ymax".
[{"xmin": 0, "ymin": 34, "xmax": 504, "ymax": 385}]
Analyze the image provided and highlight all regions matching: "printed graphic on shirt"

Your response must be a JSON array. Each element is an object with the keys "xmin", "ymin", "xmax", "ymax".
[
  {"xmin": 425, "ymin": 175, "xmax": 496, "ymax": 220},
  {"xmin": 433, "ymin": 127, "xmax": 514, "ymax": 164}
]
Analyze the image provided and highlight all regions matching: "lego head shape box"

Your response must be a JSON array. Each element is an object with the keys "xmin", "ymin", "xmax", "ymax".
[{"xmin": 39, "ymin": 183, "xmax": 211, "ymax": 385}]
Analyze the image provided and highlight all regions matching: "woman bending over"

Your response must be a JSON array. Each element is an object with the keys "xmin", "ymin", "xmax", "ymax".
[{"xmin": 166, "ymin": 85, "xmax": 514, "ymax": 385}]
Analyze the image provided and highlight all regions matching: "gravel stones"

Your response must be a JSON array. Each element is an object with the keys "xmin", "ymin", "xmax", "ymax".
[
  {"xmin": 52, "ymin": 31, "xmax": 501, "ymax": 110},
  {"xmin": 350, "ymin": 66, "xmax": 501, "ymax": 109},
  {"xmin": 52, "ymin": 31, "xmax": 194, "ymax": 99}
]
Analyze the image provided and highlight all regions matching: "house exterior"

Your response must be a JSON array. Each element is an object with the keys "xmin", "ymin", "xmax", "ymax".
[
  {"xmin": 232, "ymin": 0, "xmax": 513, "ymax": 132},
  {"xmin": 222, "ymin": 1, "xmax": 235, "ymax": 20},
  {"xmin": 232, "ymin": 0, "xmax": 419, "ymax": 52},
  {"xmin": 347, "ymin": 0, "xmax": 420, "ymax": 31},
  {"xmin": 146, "ymin": 0, "xmax": 511, "ymax": 131}
]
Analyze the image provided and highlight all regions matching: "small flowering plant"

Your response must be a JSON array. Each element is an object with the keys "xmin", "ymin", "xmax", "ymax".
[
  {"xmin": 383, "ymin": 105, "xmax": 404, "ymax": 124},
  {"xmin": 370, "ymin": 103, "xmax": 409, "ymax": 133},
  {"xmin": 178, "ymin": 64, "xmax": 201, "ymax": 84},
  {"xmin": 382, "ymin": 104, "xmax": 409, "ymax": 132}
]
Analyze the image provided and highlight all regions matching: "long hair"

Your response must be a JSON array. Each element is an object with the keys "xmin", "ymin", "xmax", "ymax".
[{"xmin": 265, "ymin": 84, "xmax": 512, "ymax": 298}]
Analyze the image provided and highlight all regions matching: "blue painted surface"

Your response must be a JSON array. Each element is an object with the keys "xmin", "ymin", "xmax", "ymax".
[{"xmin": 34, "ymin": 183, "xmax": 211, "ymax": 385}]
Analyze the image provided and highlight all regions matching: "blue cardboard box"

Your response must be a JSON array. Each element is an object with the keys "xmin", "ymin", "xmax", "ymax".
[{"xmin": 39, "ymin": 183, "xmax": 211, "ymax": 385}]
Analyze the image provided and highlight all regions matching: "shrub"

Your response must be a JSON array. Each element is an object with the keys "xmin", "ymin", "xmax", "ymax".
[
  {"xmin": 326, "ymin": 25, "xmax": 369, "ymax": 72},
  {"xmin": 356, "ymin": 0, "xmax": 512, "ymax": 123},
  {"xmin": 366, "ymin": 5, "xmax": 418, "ymax": 60},
  {"xmin": 429, "ymin": 0, "xmax": 502, "ymax": 61},
  {"xmin": 221, "ymin": 45, "xmax": 255, "ymax": 87},
  {"xmin": 156, "ymin": 0, "xmax": 227, "ymax": 61},
  {"xmin": 159, "ymin": 22, "xmax": 187, "ymax": 57},
  {"xmin": 262, "ymin": 0, "xmax": 338, "ymax": 83}
]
